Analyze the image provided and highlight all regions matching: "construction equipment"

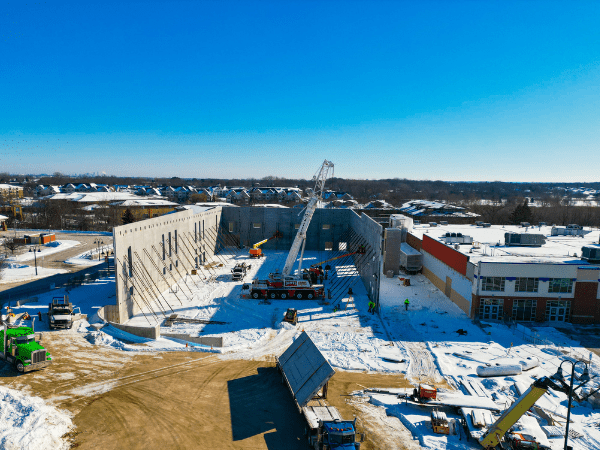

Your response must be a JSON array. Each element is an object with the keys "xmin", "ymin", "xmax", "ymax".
[
  {"xmin": 479, "ymin": 377, "xmax": 563, "ymax": 449},
  {"xmin": 1, "ymin": 324, "xmax": 52, "ymax": 373},
  {"xmin": 282, "ymin": 308, "xmax": 298, "ymax": 325},
  {"xmin": 48, "ymin": 296, "xmax": 78, "ymax": 329},
  {"xmin": 231, "ymin": 263, "xmax": 251, "ymax": 281},
  {"xmin": 431, "ymin": 410, "xmax": 450, "ymax": 435},
  {"xmin": 305, "ymin": 246, "xmax": 366, "ymax": 283},
  {"xmin": 412, "ymin": 384, "xmax": 437, "ymax": 402},
  {"xmin": 277, "ymin": 331, "xmax": 365, "ymax": 449},
  {"xmin": 244, "ymin": 160, "xmax": 334, "ymax": 300},
  {"xmin": 249, "ymin": 231, "xmax": 282, "ymax": 258},
  {"xmin": 505, "ymin": 432, "xmax": 550, "ymax": 450}
]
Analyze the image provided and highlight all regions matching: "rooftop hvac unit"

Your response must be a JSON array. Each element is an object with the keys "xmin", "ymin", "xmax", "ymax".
[
  {"xmin": 482, "ymin": 223, "xmax": 491, "ymax": 228},
  {"xmin": 440, "ymin": 221, "xmax": 449, "ymax": 225},
  {"xmin": 475, "ymin": 221, "xmax": 484, "ymax": 226},
  {"xmin": 504, "ymin": 232, "xmax": 546, "ymax": 247},
  {"xmin": 581, "ymin": 246, "xmax": 600, "ymax": 262},
  {"xmin": 429, "ymin": 222, "xmax": 438, "ymax": 227},
  {"xmin": 567, "ymin": 224, "xmax": 583, "ymax": 229},
  {"xmin": 539, "ymin": 222, "xmax": 546, "ymax": 226},
  {"xmin": 551, "ymin": 226, "xmax": 589, "ymax": 237},
  {"xmin": 520, "ymin": 222, "xmax": 530, "ymax": 227},
  {"xmin": 442, "ymin": 233, "xmax": 473, "ymax": 245}
]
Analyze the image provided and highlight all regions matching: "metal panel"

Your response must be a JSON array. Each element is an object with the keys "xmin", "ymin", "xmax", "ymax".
[{"xmin": 278, "ymin": 331, "xmax": 335, "ymax": 408}]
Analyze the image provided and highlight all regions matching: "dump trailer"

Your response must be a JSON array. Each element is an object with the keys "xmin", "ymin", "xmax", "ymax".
[
  {"xmin": 0, "ymin": 324, "xmax": 52, "ymax": 373},
  {"xmin": 277, "ymin": 331, "xmax": 364, "ymax": 449},
  {"xmin": 48, "ymin": 295, "xmax": 75, "ymax": 329}
]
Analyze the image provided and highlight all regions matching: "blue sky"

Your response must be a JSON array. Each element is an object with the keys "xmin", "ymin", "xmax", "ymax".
[{"xmin": 1, "ymin": 1, "xmax": 599, "ymax": 181}]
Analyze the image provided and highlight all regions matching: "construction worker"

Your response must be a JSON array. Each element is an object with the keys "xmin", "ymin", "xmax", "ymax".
[
  {"xmin": 37, "ymin": 311, "xmax": 42, "ymax": 322},
  {"xmin": 404, "ymin": 298, "xmax": 410, "ymax": 311},
  {"xmin": 368, "ymin": 300, "xmax": 375, "ymax": 314}
]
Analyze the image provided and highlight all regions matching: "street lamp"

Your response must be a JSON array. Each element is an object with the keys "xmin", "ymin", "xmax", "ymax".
[
  {"xmin": 29, "ymin": 246, "xmax": 41, "ymax": 276},
  {"xmin": 93, "ymin": 239, "xmax": 104, "ymax": 261},
  {"xmin": 553, "ymin": 360, "xmax": 590, "ymax": 450}
]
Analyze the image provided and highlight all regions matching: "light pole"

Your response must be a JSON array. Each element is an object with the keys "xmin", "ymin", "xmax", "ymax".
[
  {"xmin": 29, "ymin": 246, "xmax": 41, "ymax": 276},
  {"xmin": 94, "ymin": 239, "xmax": 104, "ymax": 261},
  {"xmin": 553, "ymin": 360, "xmax": 590, "ymax": 450}
]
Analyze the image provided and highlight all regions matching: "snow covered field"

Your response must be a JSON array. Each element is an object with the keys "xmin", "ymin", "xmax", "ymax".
[
  {"xmin": 0, "ymin": 385, "xmax": 73, "ymax": 450},
  {"xmin": 9, "ymin": 248, "xmax": 600, "ymax": 450},
  {"xmin": 0, "ymin": 262, "xmax": 66, "ymax": 284},
  {"xmin": 7, "ymin": 240, "xmax": 80, "ymax": 262}
]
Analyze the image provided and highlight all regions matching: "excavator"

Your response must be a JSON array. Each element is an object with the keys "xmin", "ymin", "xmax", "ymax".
[
  {"xmin": 249, "ymin": 231, "xmax": 282, "ymax": 258},
  {"xmin": 479, "ymin": 374, "xmax": 581, "ymax": 450}
]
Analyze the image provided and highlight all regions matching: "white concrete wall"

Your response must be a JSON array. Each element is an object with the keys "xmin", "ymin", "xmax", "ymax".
[
  {"xmin": 112, "ymin": 207, "xmax": 222, "ymax": 323},
  {"xmin": 422, "ymin": 251, "xmax": 473, "ymax": 303}
]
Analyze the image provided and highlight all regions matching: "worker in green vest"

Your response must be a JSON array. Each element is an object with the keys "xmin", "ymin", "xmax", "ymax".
[
  {"xmin": 404, "ymin": 298, "xmax": 410, "ymax": 311},
  {"xmin": 368, "ymin": 300, "xmax": 375, "ymax": 314}
]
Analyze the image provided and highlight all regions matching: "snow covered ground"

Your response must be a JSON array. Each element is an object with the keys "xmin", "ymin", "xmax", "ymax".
[
  {"xmin": 64, "ymin": 245, "xmax": 112, "ymax": 266},
  {"xmin": 9, "ymin": 248, "xmax": 600, "ymax": 450},
  {"xmin": 0, "ymin": 385, "xmax": 73, "ymax": 450},
  {"xmin": 0, "ymin": 262, "xmax": 67, "ymax": 284},
  {"xmin": 7, "ymin": 240, "xmax": 80, "ymax": 262}
]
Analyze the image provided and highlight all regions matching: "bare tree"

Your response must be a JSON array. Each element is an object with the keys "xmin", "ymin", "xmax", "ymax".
[
  {"xmin": 0, "ymin": 252, "xmax": 7, "ymax": 282},
  {"xmin": 3, "ymin": 238, "xmax": 24, "ymax": 255}
]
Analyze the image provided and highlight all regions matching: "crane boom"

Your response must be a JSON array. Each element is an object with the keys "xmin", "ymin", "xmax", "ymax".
[
  {"xmin": 282, "ymin": 160, "xmax": 334, "ymax": 277},
  {"xmin": 479, "ymin": 376, "xmax": 563, "ymax": 449}
]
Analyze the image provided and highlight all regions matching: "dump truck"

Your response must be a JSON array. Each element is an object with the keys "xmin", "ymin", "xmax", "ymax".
[
  {"xmin": 0, "ymin": 324, "xmax": 52, "ymax": 373},
  {"xmin": 231, "ymin": 263, "xmax": 251, "ymax": 281},
  {"xmin": 277, "ymin": 331, "xmax": 365, "ymax": 449},
  {"xmin": 48, "ymin": 295, "xmax": 78, "ymax": 329}
]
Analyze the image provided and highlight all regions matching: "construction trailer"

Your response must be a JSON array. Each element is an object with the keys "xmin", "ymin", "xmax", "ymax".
[{"xmin": 277, "ymin": 332, "xmax": 364, "ymax": 449}]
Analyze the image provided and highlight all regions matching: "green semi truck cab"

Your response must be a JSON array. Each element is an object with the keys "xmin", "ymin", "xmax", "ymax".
[{"xmin": 0, "ymin": 325, "xmax": 52, "ymax": 373}]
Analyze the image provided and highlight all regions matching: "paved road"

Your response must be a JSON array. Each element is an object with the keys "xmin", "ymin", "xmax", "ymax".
[{"xmin": 1, "ymin": 259, "xmax": 113, "ymax": 305}]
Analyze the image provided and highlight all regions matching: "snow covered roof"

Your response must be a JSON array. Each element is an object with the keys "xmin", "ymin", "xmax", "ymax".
[
  {"xmin": 0, "ymin": 214, "xmax": 8, "ymax": 220},
  {"xmin": 48, "ymin": 192, "xmax": 141, "ymax": 202},
  {"xmin": 411, "ymin": 223, "xmax": 600, "ymax": 265},
  {"xmin": 112, "ymin": 199, "xmax": 178, "ymax": 207}
]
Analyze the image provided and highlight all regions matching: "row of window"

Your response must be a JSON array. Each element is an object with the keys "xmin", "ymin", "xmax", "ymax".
[
  {"xmin": 478, "ymin": 298, "xmax": 571, "ymax": 322},
  {"xmin": 481, "ymin": 277, "xmax": 574, "ymax": 293}
]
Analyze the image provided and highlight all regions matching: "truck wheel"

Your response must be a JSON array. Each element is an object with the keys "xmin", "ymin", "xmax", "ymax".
[
  {"xmin": 307, "ymin": 293, "xmax": 314, "ymax": 299},
  {"xmin": 270, "ymin": 292, "xmax": 277, "ymax": 299},
  {"xmin": 252, "ymin": 292, "xmax": 260, "ymax": 299},
  {"xmin": 280, "ymin": 293, "xmax": 287, "ymax": 299},
  {"xmin": 16, "ymin": 362, "xmax": 24, "ymax": 373},
  {"xmin": 296, "ymin": 293, "xmax": 303, "ymax": 299}
]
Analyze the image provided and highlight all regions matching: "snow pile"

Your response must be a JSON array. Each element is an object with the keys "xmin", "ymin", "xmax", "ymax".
[{"xmin": 0, "ymin": 385, "xmax": 73, "ymax": 450}]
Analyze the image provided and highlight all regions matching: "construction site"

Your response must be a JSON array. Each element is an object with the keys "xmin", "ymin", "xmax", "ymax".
[{"xmin": 2, "ymin": 160, "xmax": 600, "ymax": 450}]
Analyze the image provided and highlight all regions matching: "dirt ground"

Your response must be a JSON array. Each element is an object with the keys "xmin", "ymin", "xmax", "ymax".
[{"xmin": 0, "ymin": 329, "xmax": 417, "ymax": 450}]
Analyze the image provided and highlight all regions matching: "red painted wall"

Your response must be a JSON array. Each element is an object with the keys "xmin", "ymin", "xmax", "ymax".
[
  {"xmin": 406, "ymin": 232, "xmax": 422, "ymax": 251},
  {"xmin": 422, "ymin": 234, "xmax": 468, "ymax": 276},
  {"xmin": 572, "ymin": 282, "xmax": 599, "ymax": 323}
]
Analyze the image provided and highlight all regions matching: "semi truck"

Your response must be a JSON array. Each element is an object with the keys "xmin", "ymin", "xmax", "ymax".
[
  {"xmin": 302, "ymin": 402, "xmax": 364, "ymax": 450},
  {"xmin": 277, "ymin": 331, "xmax": 364, "ymax": 449},
  {"xmin": 0, "ymin": 324, "xmax": 52, "ymax": 373}
]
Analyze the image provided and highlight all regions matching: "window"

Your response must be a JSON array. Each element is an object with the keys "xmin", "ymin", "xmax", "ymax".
[
  {"xmin": 295, "ymin": 223, "xmax": 300, "ymax": 229},
  {"xmin": 322, "ymin": 224, "xmax": 330, "ymax": 230},
  {"xmin": 253, "ymin": 223, "xmax": 261, "ymax": 229},
  {"xmin": 548, "ymin": 278, "xmax": 573, "ymax": 293},
  {"xmin": 515, "ymin": 277, "xmax": 539, "ymax": 293},
  {"xmin": 339, "ymin": 242, "xmax": 347, "ymax": 251},
  {"xmin": 175, "ymin": 230, "xmax": 178, "ymax": 254},
  {"xmin": 479, "ymin": 298, "xmax": 504, "ymax": 320},
  {"xmin": 162, "ymin": 234, "xmax": 165, "ymax": 260},
  {"xmin": 195, "ymin": 223, "xmax": 198, "ymax": 242},
  {"xmin": 325, "ymin": 242, "xmax": 333, "ymax": 251},
  {"xmin": 512, "ymin": 299, "xmax": 537, "ymax": 321},
  {"xmin": 127, "ymin": 246, "xmax": 133, "ymax": 277},
  {"xmin": 229, "ymin": 222, "xmax": 234, "ymax": 233},
  {"xmin": 168, "ymin": 232, "xmax": 172, "ymax": 257},
  {"xmin": 481, "ymin": 277, "xmax": 505, "ymax": 291}
]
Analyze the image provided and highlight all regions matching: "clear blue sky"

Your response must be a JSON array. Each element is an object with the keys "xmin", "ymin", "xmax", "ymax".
[{"xmin": 1, "ymin": 1, "xmax": 599, "ymax": 181}]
